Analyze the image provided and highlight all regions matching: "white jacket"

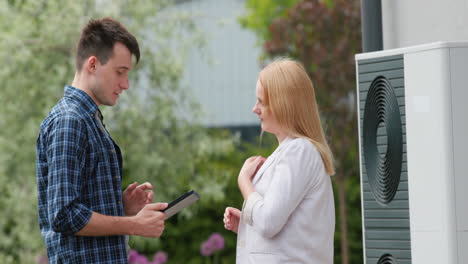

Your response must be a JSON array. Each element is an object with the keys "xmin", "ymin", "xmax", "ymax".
[{"xmin": 236, "ymin": 137, "xmax": 335, "ymax": 264}]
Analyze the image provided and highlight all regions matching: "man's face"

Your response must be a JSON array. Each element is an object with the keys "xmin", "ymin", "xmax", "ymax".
[{"xmin": 91, "ymin": 42, "xmax": 132, "ymax": 106}]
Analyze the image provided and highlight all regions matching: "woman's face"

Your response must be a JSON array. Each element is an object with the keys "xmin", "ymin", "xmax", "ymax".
[{"xmin": 252, "ymin": 79, "xmax": 282, "ymax": 135}]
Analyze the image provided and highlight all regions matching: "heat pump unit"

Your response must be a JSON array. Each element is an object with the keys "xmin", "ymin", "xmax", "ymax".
[{"xmin": 356, "ymin": 42, "xmax": 468, "ymax": 264}]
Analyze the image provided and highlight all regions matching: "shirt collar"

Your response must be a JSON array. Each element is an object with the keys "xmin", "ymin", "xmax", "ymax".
[
  {"xmin": 64, "ymin": 85, "xmax": 100, "ymax": 117},
  {"xmin": 278, "ymin": 136, "xmax": 294, "ymax": 149}
]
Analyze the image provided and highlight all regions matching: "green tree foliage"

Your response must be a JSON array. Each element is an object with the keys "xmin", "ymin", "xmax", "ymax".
[
  {"xmin": 239, "ymin": 0, "xmax": 335, "ymax": 43},
  {"xmin": 0, "ymin": 0, "xmax": 245, "ymax": 263},
  {"xmin": 239, "ymin": 0, "xmax": 301, "ymax": 42},
  {"xmin": 240, "ymin": 0, "xmax": 363, "ymax": 263}
]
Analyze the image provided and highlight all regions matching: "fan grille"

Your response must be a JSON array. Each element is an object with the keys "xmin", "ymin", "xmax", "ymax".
[
  {"xmin": 363, "ymin": 76, "xmax": 403, "ymax": 205},
  {"xmin": 377, "ymin": 254, "xmax": 399, "ymax": 264}
]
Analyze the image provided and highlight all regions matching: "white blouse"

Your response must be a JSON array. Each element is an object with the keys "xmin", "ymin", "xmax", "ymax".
[{"xmin": 236, "ymin": 137, "xmax": 335, "ymax": 264}]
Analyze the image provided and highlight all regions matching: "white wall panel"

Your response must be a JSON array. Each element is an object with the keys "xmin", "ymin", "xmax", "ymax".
[
  {"xmin": 382, "ymin": 0, "xmax": 468, "ymax": 49},
  {"xmin": 177, "ymin": 0, "xmax": 261, "ymax": 127}
]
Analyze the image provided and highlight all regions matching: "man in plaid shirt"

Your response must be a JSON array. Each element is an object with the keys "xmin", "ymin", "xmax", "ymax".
[{"xmin": 36, "ymin": 18, "xmax": 168, "ymax": 263}]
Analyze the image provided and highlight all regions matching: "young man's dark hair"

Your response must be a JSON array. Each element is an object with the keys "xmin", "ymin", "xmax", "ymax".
[{"xmin": 76, "ymin": 17, "xmax": 140, "ymax": 71}]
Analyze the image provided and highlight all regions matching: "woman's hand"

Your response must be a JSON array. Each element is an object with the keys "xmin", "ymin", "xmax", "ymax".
[
  {"xmin": 238, "ymin": 156, "xmax": 266, "ymax": 183},
  {"xmin": 238, "ymin": 156, "xmax": 266, "ymax": 200},
  {"xmin": 223, "ymin": 207, "xmax": 241, "ymax": 234}
]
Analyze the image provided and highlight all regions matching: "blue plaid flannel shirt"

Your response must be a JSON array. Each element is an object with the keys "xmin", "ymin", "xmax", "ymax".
[{"xmin": 36, "ymin": 85, "xmax": 128, "ymax": 263}]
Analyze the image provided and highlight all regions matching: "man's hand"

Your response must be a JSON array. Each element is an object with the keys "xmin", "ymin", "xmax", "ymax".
[
  {"xmin": 123, "ymin": 182, "xmax": 154, "ymax": 216},
  {"xmin": 131, "ymin": 203, "xmax": 168, "ymax": 237}
]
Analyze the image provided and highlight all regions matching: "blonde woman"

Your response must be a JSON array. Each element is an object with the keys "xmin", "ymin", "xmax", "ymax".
[{"xmin": 223, "ymin": 59, "xmax": 335, "ymax": 264}]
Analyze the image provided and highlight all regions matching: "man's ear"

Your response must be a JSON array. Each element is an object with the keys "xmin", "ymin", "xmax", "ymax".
[{"xmin": 86, "ymin": 56, "xmax": 98, "ymax": 73}]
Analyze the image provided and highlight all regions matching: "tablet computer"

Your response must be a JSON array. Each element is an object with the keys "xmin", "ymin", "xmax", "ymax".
[{"xmin": 162, "ymin": 190, "xmax": 200, "ymax": 219}]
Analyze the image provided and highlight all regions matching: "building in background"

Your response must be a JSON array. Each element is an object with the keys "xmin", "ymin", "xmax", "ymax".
[
  {"xmin": 382, "ymin": 0, "xmax": 468, "ymax": 49},
  {"xmin": 176, "ymin": 0, "xmax": 262, "ymax": 140}
]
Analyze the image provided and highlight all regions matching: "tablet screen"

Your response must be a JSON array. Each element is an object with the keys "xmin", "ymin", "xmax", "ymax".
[{"xmin": 162, "ymin": 190, "xmax": 200, "ymax": 219}]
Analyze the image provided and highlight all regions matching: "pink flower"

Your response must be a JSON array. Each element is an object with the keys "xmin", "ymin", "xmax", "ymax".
[
  {"xmin": 200, "ymin": 240, "xmax": 215, "ymax": 256},
  {"xmin": 208, "ymin": 233, "xmax": 225, "ymax": 251},
  {"xmin": 128, "ymin": 250, "xmax": 139, "ymax": 262},
  {"xmin": 128, "ymin": 250, "xmax": 149, "ymax": 264},
  {"xmin": 200, "ymin": 232, "xmax": 225, "ymax": 256},
  {"xmin": 152, "ymin": 251, "xmax": 168, "ymax": 264}
]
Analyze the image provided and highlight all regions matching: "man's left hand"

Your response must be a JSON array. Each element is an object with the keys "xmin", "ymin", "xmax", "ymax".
[{"xmin": 123, "ymin": 182, "xmax": 154, "ymax": 216}]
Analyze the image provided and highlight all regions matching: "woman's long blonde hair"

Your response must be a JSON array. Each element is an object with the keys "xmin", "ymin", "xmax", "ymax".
[{"xmin": 259, "ymin": 59, "xmax": 335, "ymax": 176}]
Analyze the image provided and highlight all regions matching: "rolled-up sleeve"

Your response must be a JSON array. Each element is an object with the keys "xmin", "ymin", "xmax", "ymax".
[
  {"xmin": 46, "ymin": 115, "xmax": 92, "ymax": 234},
  {"xmin": 243, "ymin": 139, "xmax": 321, "ymax": 239}
]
